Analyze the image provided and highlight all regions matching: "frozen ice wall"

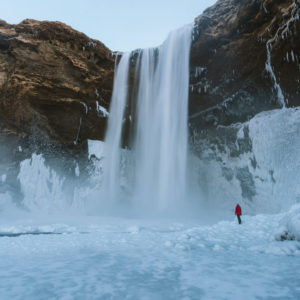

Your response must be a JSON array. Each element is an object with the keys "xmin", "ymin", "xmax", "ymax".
[
  {"xmin": 18, "ymin": 154, "xmax": 66, "ymax": 213},
  {"xmin": 194, "ymin": 108, "xmax": 300, "ymax": 214}
]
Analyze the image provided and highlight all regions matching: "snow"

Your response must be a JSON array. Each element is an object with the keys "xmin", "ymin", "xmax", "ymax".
[
  {"xmin": 236, "ymin": 125, "xmax": 244, "ymax": 139},
  {"xmin": 264, "ymin": 2, "xmax": 300, "ymax": 107},
  {"xmin": 75, "ymin": 163, "xmax": 80, "ymax": 177},
  {"xmin": 194, "ymin": 66, "xmax": 206, "ymax": 77},
  {"xmin": 1, "ymin": 142, "xmax": 300, "ymax": 298},
  {"xmin": 0, "ymin": 192, "xmax": 14, "ymax": 213},
  {"xmin": 88, "ymin": 40, "xmax": 97, "ymax": 48},
  {"xmin": 95, "ymin": 88, "xmax": 99, "ymax": 98},
  {"xmin": 17, "ymin": 154, "xmax": 66, "ymax": 213},
  {"xmin": 73, "ymin": 117, "xmax": 82, "ymax": 145},
  {"xmin": 262, "ymin": 3, "xmax": 268, "ymax": 14},
  {"xmin": 96, "ymin": 100, "xmax": 109, "ymax": 117},
  {"xmin": 194, "ymin": 107, "xmax": 300, "ymax": 215},
  {"xmin": 0, "ymin": 210, "xmax": 299, "ymax": 299},
  {"xmin": 88, "ymin": 139, "xmax": 104, "ymax": 159},
  {"xmin": 248, "ymin": 108, "xmax": 300, "ymax": 211},
  {"xmin": 291, "ymin": 50, "xmax": 295, "ymax": 63}
]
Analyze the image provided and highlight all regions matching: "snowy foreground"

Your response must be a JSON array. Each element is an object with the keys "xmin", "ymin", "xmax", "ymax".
[{"xmin": 0, "ymin": 207, "xmax": 300, "ymax": 300}]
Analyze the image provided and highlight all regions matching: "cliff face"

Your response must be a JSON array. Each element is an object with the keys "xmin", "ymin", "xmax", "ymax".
[
  {"xmin": 188, "ymin": 0, "xmax": 300, "ymax": 203},
  {"xmin": 1, "ymin": 1, "xmax": 299, "ymax": 148},
  {"xmin": 0, "ymin": 19, "xmax": 114, "ymax": 147},
  {"xmin": 0, "ymin": 2, "xmax": 299, "ymax": 206},
  {"xmin": 189, "ymin": 0, "xmax": 300, "ymax": 129},
  {"xmin": 0, "ymin": 19, "xmax": 115, "ymax": 200}
]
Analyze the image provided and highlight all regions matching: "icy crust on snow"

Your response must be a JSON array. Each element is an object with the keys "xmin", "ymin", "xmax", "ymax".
[
  {"xmin": 0, "ymin": 224, "xmax": 76, "ymax": 236},
  {"xmin": 275, "ymin": 204, "xmax": 300, "ymax": 241},
  {"xmin": 195, "ymin": 107, "xmax": 300, "ymax": 214},
  {"xmin": 0, "ymin": 213, "xmax": 299, "ymax": 299}
]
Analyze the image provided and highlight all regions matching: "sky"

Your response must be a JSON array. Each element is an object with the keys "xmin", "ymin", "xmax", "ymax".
[{"xmin": 1, "ymin": 0, "xmax": 216, "ymax": 52}]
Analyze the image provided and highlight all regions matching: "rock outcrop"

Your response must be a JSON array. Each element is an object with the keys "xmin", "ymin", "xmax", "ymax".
[
  {"xmin": 0, "ymin": 19, "xmax": 114, "ymax": 148},
  {"xmin": 189, "ymin": 0, "xmax": 300, "ymax": 129}
]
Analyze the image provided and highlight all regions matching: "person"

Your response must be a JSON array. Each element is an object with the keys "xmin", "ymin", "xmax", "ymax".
[{"xmin": 235, "ymin": 204, "xmax": 242, "ymax": 224}]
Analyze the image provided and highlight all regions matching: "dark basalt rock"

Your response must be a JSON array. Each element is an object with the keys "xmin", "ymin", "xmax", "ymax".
[
  {"xmin": 189, "ymin": 0, "xmax": 300, "ymax": 202},
  {"xmin": 189, "ymin": 0, "xmax": 300, "ymax": 130}
]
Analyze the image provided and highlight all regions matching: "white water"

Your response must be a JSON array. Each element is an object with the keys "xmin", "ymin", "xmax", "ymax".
[
  {"xmin": 133, "ymin": 25, "xmax": 192, "ymax": 212},
  {"xmin": 102, "ymin": 25, "xmax": 192, "ymax": 213},
  {"xmin": 102, "ymin": 52, "xmax": 130, "ymax": 202}
]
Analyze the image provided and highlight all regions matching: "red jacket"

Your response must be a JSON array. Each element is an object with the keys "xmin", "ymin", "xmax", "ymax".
[{"xmin": 235, "ymin": 204, "xmax": 242, "ymax": 215}]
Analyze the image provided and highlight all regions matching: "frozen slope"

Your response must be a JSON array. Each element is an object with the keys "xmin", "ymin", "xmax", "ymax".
[
  {"xmin": 194, "ymin": 107, "xmax": 300, "ymax": 214},
  {"xmin": 0, "ymin": 209, "xmax": 299, "ymax": 300}
]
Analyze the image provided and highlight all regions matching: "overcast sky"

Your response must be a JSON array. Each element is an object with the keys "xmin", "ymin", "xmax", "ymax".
[{"xmin": 1, "ymin": 0, "xmax": 216, "ymax": 51}]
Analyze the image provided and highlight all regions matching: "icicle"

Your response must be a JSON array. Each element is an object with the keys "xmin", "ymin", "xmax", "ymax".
[{"xmin": 265, "ymin": 42, "xmax": 286, "ymax": 107}]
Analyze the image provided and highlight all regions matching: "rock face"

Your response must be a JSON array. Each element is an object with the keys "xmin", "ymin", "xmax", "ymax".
[
  {"xmin": 188, "ymin": 0, "xmax": 300, "ymax": 204},
  {"xmin": 0, "ymin": 19, "xmax": 114, "ymax": 147},
  {"xmin": 189, "ymin": 0, "xmax": 300, "ymax": 129},
  {"xmin": 1, "ymin": 2, "xmax": 299, "ymax": 149}
]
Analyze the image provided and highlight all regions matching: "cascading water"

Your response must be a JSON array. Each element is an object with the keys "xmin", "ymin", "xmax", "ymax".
[
  {"xmin": 102, "ymin": 25, "xmax": 193, "ymax": 212},
  {"xmin": 102, "ymin": 52, "xmax": 130, "ymax": 202},
  {"xmin": 133, "ymin": 25, "xmax": 192, "ymax": 211}
]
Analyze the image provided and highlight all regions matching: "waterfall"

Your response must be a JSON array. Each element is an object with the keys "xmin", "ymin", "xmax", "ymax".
[
  {"xmin": 103, "ymin": 25, "xmax": 192, "ymax": 212},
  {"xmin": 133, "ymin": 25, "xmax": 192, "ymax": 211},
  {"xmin": 102, "ymin": 52, "xmax": 130, "ymax": 202}
]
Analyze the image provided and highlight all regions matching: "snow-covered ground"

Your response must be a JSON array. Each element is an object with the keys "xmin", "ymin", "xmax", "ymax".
[
  {"xmin": 1, "ymin": 107, "xmax": 300, "ymax": 299},
  {"xmin": 0, "ymin": 207, "xmax": 299, "ymax": 300}
]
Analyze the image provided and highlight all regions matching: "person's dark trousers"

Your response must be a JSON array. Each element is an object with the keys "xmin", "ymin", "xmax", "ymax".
[{"xmin": 237, "ymin": 214, "xmax": 242, "ymax": 224}]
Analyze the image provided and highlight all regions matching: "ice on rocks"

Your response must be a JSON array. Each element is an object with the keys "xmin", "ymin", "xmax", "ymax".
[
  {"xmin": 96, "ymin": 100, "xmax": 109, "ymax": 117},
  {"xmin": 275, "ymin": 204, "xmax": 300, "ymax": 241},
  {"xmin": 88, "ymin": 139, "xmax": 104, "ymax": 159}
]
